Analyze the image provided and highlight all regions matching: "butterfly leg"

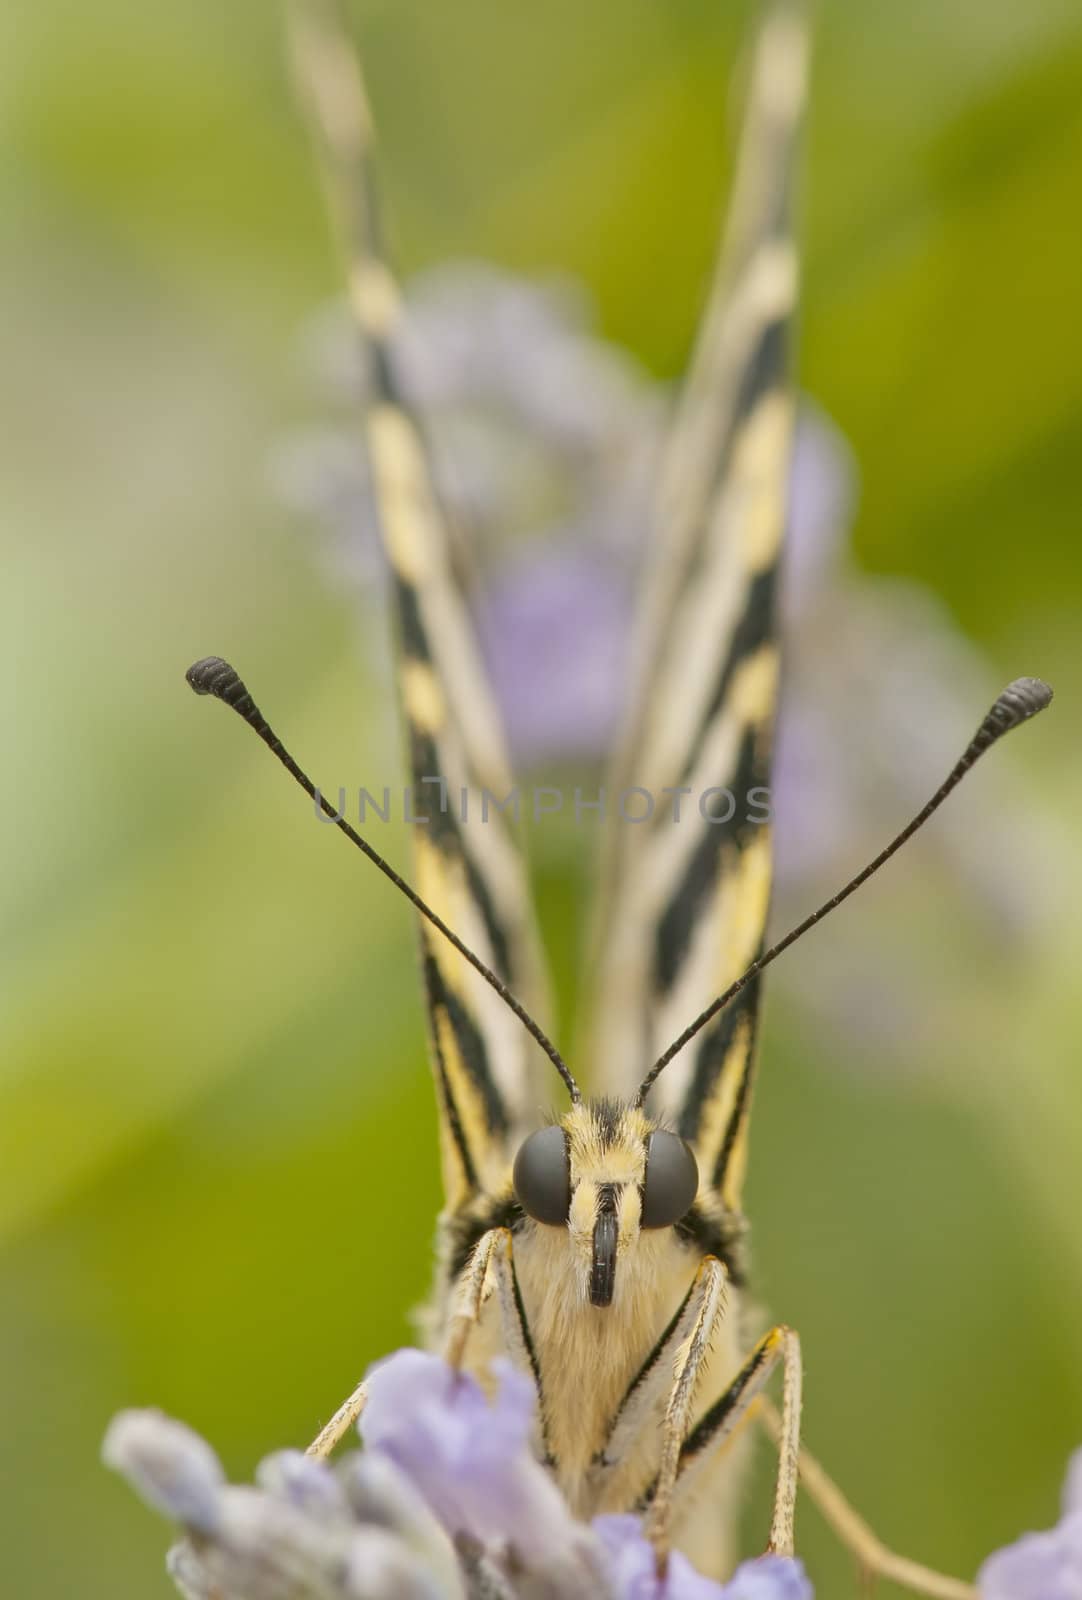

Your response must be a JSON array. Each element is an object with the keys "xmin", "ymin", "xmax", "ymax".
[
  {"xmin": 638, "ymin": 1258, "xmax": 731, "ymax": 1569},
  {"xmin": 444, "ymin": 1225, "xmax": 508, "ymax": 1369},
  {"xmin": 756, "ymin": 1398, "xmax": 977, "ymax": 1600},
  {"xmin": 587, "ymin": 1256, "xmax": 728, "ymax": 1523},
  {"xmin": 660, "ymin": 1321, "xmax": 803, "ymax": 1558},
  {"xmin": 304, "ymin": 1378, "xmax": 369, "ymax": 1460},
  {"xmin": 442, "ymin": 1227, "xmax": 546, "ymax": 1452}
]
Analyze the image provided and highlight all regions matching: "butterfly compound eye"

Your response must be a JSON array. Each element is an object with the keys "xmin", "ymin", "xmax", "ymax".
[
  {"xmin": 513, "ymin": 1125, "xmax": 571, "ymax": 1225},
  {"xmin": 641, "ymin": 1131, "xmax": 698, "ymax": 1228}
]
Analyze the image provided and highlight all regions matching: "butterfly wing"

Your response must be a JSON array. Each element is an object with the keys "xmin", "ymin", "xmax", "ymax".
[
  {"xmin": 589, "ymin": 3, "xmax": 808, "ymax": 1212},
  {"xmin": 291, "ymin": 2, "xmax": 551, "ymax": 1210}
]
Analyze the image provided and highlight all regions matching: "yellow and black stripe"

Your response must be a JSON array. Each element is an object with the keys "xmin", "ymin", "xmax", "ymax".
[
  {"xmin": 590, "ymin": 3, "xmax": 807, "ymax": 1215},
  {"xmin": 291, "ymin": 0, "xmax": 552, "ymax": 1209}
]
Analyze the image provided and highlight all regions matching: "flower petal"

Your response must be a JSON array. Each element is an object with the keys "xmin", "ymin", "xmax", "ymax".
[
  {"xmin": 341, "ymin": 1452, "xmax": 463, "ymax": 1597},
  {"xmin": 592, "ymin": 1512, "xmax": 735, "ymax": 1598},
  {"xmin": 978, "ymin": 1522, "xmax": 1082, "ymax": 1600},
  {"xmin": 171, "ymin": 1484, "xmax": 450, "ymax": 1600},
  {"xmin": 724, "ymin": 1555, "xmax": 814, "ymax": 1600},
  {"xmin": 478, "ymin": 545, "xmax": 631, "ymax": 764},
  {"xmin": 102, "ymin": 1409, "xmax": 224, "ymax": 1535},
  {"xmin": 361, "ymin": 1349, "xmax": 600, "ymax": 1579},
  {"xmin": 256, "ymin": 1449, "xmax": 350, "ymax": 1518}
]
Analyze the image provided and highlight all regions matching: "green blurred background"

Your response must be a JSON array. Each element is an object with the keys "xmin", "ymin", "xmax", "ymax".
[{"xmin": 4, "ymin": 1, "xmax": 1082, "ymax": 1594}]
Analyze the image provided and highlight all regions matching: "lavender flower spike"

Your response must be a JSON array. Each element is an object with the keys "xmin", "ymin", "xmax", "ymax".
[
  {"xmin": 105, "ymin": 1351, "xmax": 815, "ymax": 1599},
  {"xmin": 103, "ymin": 1409, "xmax": 225, "ymax": 1536},
  {"xmin": 104, "ymin": 1406, "xmax": 461, "ymax": 1600},
  {"xmin": 360, "ymin": 1348, "xmax": 602, "ymax": 1584},
  {"xmin": 978, "ymin": 1447, "xmax": 1082, "ymax": 1599},
  {"xmin": 363, "ymin": 1351, "xmax": 811, "ymax": 1600}
]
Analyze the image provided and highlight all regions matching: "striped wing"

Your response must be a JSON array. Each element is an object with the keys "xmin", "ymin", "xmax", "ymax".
[
  {"xmin": 291, "ymin": 1, "xmax": 551, "ymax": 1209},
  {"xmin": 589, "ymin": 3, "xmax": 808, "ymax": 1212}
]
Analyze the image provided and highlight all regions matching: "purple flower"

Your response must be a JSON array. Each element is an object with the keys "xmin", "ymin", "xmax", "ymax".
[
  {"xmin": 255, "ymin": 1447, "xmax": 351, "ymax": 1517},
  {"xmin": 102, "ymin": 1410, "xmax": 225, "ymax": 1536},
  {"xmin": 104, "ymin": 1404, "xmax": 462, "ymax": 1599},
  {"xmin": 363, "ymin": 1356, "xmax": 811, "ymax": 1598},
  {"xmin": 593, "ymin": 1514, "xmax": 812, "ymax": 1599},
  {"xmin": 105, "ymin": 1352, "xmax": 819, "ymax": 1598},
  {"xmin": 361, "ymin": 1348, "xmax": 599, "ymax": 1581},
  {"xmin": 474, "ymin": 403, "xmax": 852, "ymax": 772},
  {"xmin": 278, "ymin": 263, "xmax": 659, "ymax": 596},
  {"xmin": 594, "ymin": 1513, "xmax": 724, "ymax": 1599},
  {"xmin": 978, "ymin": 1449, "xmax": 1082, "ymax": 1599},
  {"xmin": 477, "ymin": 545, "xmax": 633, "ymax": 763},
  {"xmin": 723, "ymin": 1555, "xmax": 814, "ymax": 1600},
  {"xmin": 780, "ymin": 407, "xmax": 855, "ymax": 612},
  {"xmin": 280, "ymin": 258, "xmax": 1064, "ymax": 1079}
]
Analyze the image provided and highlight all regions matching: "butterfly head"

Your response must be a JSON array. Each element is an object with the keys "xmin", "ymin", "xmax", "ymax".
[{"xmin": 512, "ymin": 1099, "xmax": 699, "ymax": 1308}]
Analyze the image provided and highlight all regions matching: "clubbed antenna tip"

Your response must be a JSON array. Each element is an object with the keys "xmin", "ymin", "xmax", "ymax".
[{"xmin": 977, "ymin": 677, "xmax": 1053, "ymax": 748}]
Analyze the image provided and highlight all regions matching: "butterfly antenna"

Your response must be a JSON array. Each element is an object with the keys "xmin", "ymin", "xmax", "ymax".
[
  {"xmin": 187, "ymin": 657, "xmax": 581, "ymax": 1102},
  {"xmin": 637, "ymin": 677, "xmax": 1054, "ymax": 1105}
]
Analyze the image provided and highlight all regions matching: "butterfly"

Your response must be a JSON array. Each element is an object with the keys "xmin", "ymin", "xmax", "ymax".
[{"xmin": 187, "ymin": 1, "xmax": 1051, "ymax": 1591}]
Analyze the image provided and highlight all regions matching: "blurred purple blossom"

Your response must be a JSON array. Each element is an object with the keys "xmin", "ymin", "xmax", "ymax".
[
  {"xmin": 107, "ymin": 1348, "xmax": 1078, "ymax": 1600},
  {"xmin": 722, "ymin": 1557, "xmax": 814, "ymax": 1600},
  {"xmin": 274, "ymin": 263, "xmax": 853, "ymax": 776},
  {"xmin": 360, "ymin": 1348, "xmax": 591, "ymax": 1575},
  {"xmin": 274, "ymin": 263, "xmax": 659, "ymax": 597},
  {"xmin": 594, "ymin": 1515, "xmax": 811, "ymax": 1600},
  {"xmin": 105, "ymin": 1404, "xmax": 460, "ymax": 1599},
  {"xmin": 477, "ymin": 547, "xmax": 632, "ymax": 763},
  {"xmin": 978, "ymin": 1447, "xmax": 1082, "ymax": 1599},
  {"xmin": 105, "ymin": 1350, "xmax": 814, "ymax": 1600},
  {"xmin": 277, "ymin": 262, "xmax": 1063, "ymax": 1074},
  {"xmin": 102, "ymin": 1409, "xmax": 225, "ymax": 1536}
]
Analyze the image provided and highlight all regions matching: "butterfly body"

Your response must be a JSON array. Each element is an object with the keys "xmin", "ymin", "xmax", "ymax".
[{"xmin": 429, "ymin": 1094, "xmax": 753, "ymax": 1572}]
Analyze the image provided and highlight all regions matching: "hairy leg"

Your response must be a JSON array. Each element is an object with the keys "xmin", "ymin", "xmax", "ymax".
[
  {"xmin": 305, "ymin": 1379, "xmax": 369, "ymax": 1460},
  {"xmin": 654, "ymin": 1324, "xmax": 803, "ymax": 1555}
]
